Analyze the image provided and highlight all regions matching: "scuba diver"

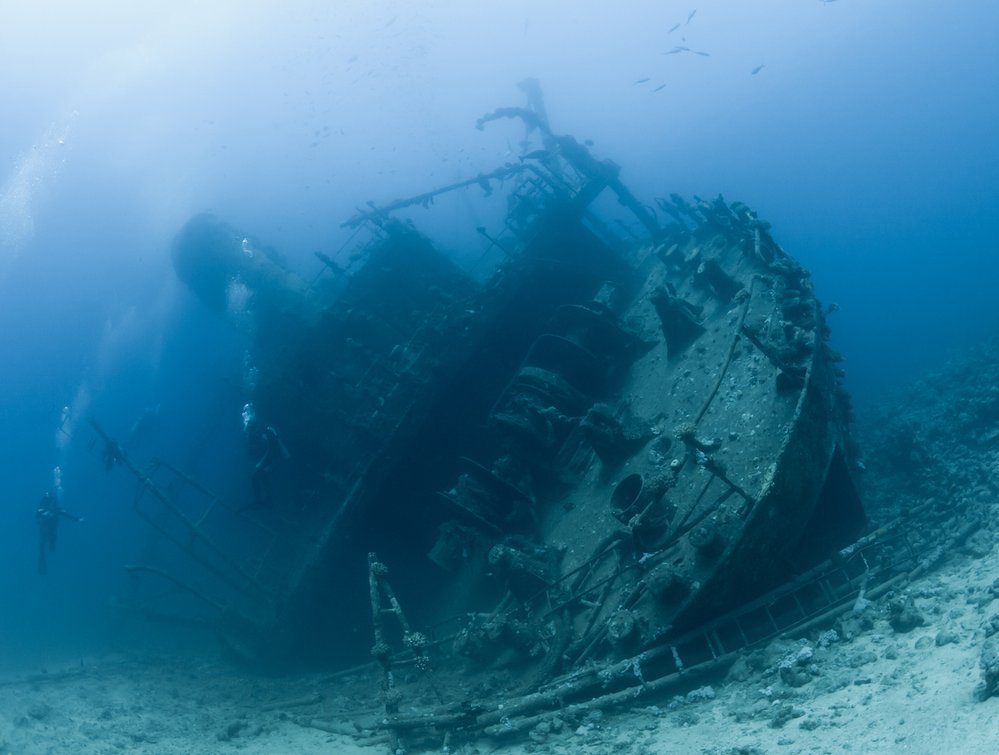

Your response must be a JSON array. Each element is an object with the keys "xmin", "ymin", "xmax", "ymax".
[
  {"xmin": 36, "ymin": 490, "xmax": 82, "ymax": 575},
  {"xmin": 241, "ymin": 403, "xmax": 289, "ymax": 510}
]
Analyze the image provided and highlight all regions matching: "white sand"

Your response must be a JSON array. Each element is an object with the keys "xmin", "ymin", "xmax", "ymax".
[{"xmin": 4, "ymin": 536, "xmax": 999, "ymax": 755}]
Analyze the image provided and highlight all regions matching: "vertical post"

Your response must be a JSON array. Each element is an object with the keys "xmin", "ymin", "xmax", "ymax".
[{"xmin": 368, "ymin": 552, "xmax": 402, "ymax": 752}]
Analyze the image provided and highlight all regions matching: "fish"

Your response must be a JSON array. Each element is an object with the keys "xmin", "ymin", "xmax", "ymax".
[
  {"xmin": 751, "ymin": 64, "xmax": 766, "ymax": 75},
  {"xmin": 693, "ymin": 50, "xmax": 710, "ymax": 57},
  {"xmin": 687, "ymin": 9, "xmax": 697, "ymax": 23},
  {"xmin": 665, "ymin": 45, "xmax": 690, "ymax": 55},
  {"xmin": 668, "ymin": 23, "xmax": 681, "ymax": 33},
  {"xmin": 653, "ymin": 83, "xmax": 667, "ymax": 92},
  {"xmin": 634, "ymin": 77, "xmax": 650, "ymax": 84}
]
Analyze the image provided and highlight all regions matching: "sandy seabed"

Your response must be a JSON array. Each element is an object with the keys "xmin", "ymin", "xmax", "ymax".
[{"xmin": 4, "ymin": 536, "xmax": 999, "ymax": 755}]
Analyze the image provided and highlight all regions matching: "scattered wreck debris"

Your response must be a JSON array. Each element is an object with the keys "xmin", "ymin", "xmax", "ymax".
[{"xmin": 91, "ymin": 82, "xmax": 881, "ymax": 749}]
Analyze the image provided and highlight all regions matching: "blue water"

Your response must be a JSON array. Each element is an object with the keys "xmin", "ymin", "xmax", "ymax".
[{"xmin": 1, "ymin": 0, "xmax": 997, "ymax": 668}]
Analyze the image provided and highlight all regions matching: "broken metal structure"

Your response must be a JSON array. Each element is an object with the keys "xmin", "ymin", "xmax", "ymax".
[{"xmin": 96, "ymin": 84, "xmax": 870, "ymax": 745}]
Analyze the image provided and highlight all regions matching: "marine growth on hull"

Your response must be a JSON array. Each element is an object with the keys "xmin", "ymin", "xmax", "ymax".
[{"xmin": 91, "ymin": 84, "xmax": 873, "ymax": 748}]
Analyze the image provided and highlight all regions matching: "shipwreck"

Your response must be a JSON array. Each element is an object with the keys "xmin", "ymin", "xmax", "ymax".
[{"xmin": 93, "ymin": 84, "xmax": 893, "ymax": 748}]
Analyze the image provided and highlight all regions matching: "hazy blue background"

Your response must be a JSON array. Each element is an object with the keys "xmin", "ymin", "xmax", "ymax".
[{"xmin": 2, "ymin": 0, "xmax": 997, "ymax": 668}]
